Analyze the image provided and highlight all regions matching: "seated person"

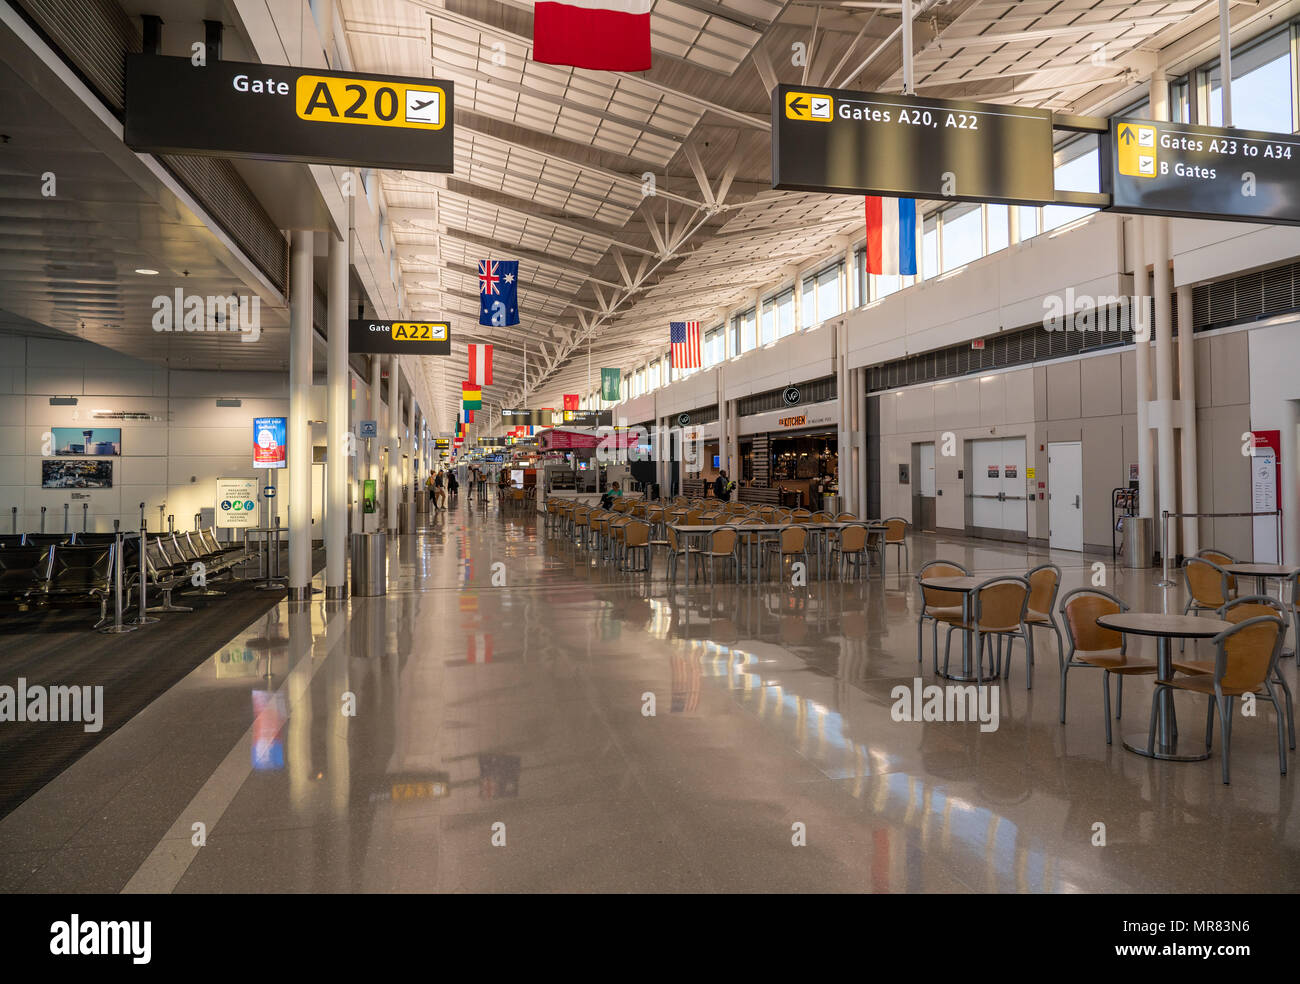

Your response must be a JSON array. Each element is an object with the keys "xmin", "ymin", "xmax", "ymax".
[{"xmin": 600, "ymin": 482, "xmax": 623, "ymax": 511}]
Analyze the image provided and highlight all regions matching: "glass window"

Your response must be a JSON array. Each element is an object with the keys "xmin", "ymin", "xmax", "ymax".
[
  {"xmin": 922, "ymin": 214, "xmax": 939, "ymax": 280},
  {"xmin": 942, "ymin": 203, "xmax": 983, "ymax": 270},
  {"xmin": 736, "ymin": 308, "xmax": 756, "ymax": 352},
  {"xmin": 649, "ymin": 360, "xmax": 660, "ymax": 390},
  {"xmin": 1171, "ymin": 78, "xmax": 1192, "ymax": 123},
  {"xmin": 801, "ymin": 276, "xmax": 816, "ymax": 328},
  {"xmin": 703, "ymin": 326, "xmax": 721, "ymax": 367},
  {"xmin": 730, "ymin": 316, "xmax": 740, "ymax": 355},
  {"xmin": 760, "ymin": 301, "xmax": 776, "ymax": 344},
  {"xmin": 1043, "ymin": 137, "xmax": 1099, "ymax": 231},
  {"xmin": 854, "ymin": 248, "xmax": 867, "ymax": 306},
  {"xmin": 773, "ymin": 289, "xmax": 796, "ymax": 337},
  {"xmin": 873, "ymin": 274, "xmax": 902, "ymax": 299},
  {"xmin": 815, "ymin": 262, "xmax": 842, "ymax": 322},
  {"xmin": 986, "ymin": 203, "xmax": 1009, "ymax": 254},
  {"xmin": 1208, "ymin": 32, "xmax": 1292, "ymax": 132},
  {"xmin": 1016, "ymin": 205, "xmax": 1039, "ymax": 241}
]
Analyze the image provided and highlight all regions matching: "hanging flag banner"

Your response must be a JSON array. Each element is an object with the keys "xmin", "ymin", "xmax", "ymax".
[
  {"xmin": 349, "ymin": 320, "xmax": 450, "ymax": 354},
  {"xmin": 468, "ymin": 343, "xmax": 494, "ymax": 385},
  {"xmin": 772, "ymin": 84, "xmax": 1055, "ymax": 206},
  {"xmin": 124, "ymin": 56, "xmax": 454, "ymax": 172},
  {"xmin": 533, "ymin": 0, "xmax": 651, "ymax": 72},
  {"xmin": 865, "ymin": 196, "xmax": 917, "ymax": 276},
  {"xmin": 670, "ymin": 321, "xmax": 701, "ymax": 369},
  {"xmin": 479, "ymin": 260, "xmax": 520, "ymax": 326},
  {"xmin": 600, "ymin": 368, "xmax": 621, "ymax": 402},
  {"xmin": 462, "ymin": 382, "xmax": 482, "ymax": 410},
  {"xmin": 563, "ymin": 394, "xmax": 580, "ymax": 411},
  {"xmin": 1108, "ymin": 118, "xmax": 1300, "ymax": 226}
]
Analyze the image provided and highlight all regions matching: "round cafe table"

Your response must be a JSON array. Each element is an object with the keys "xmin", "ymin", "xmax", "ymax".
[
  {"xmin": 917, "ymin": 575, "xmax": 988, "ymax": 683},
  {"xmin": 1095, "ymin": 612, "xmax": 1231, "ymax": 761}
]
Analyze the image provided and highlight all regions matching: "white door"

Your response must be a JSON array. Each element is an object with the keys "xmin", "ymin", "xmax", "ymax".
[
  {"xmin": 999, "ymin": 438, "xmax": 1027, "ymax": 533},
  {"xmin": 1048, "ymin": 441, "xmax": 1084, "ymax": 551},
  {"xmin": 970, "ymin": 439, "xmax": 1003, "ymax": 529},
  {"xmin": 919, "ymin": 443, "xmax": 936, "ymax": 497}
]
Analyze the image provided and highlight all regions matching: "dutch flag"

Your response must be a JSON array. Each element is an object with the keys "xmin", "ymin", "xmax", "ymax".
[{"xmin": 865, "ymin": 196, "xmax": 917, "ymax": 277}]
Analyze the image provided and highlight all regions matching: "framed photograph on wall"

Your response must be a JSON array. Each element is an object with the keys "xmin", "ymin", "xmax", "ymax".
[
  {"xmin": 51, "ymin": 427, "xmax": 122, "ymax": 456},
  {"xmin": 42, "ymin": 459, "xmax": 113, "ymax": 489}
]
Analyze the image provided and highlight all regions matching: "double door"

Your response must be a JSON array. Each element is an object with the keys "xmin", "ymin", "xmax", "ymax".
[{"xmin": 968, "ymin": 438, "xmax": 1027, "ymax": 536}]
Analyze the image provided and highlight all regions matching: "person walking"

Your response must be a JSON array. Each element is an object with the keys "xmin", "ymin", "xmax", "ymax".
[
  {"xmin": 433, "ymin": 469, "xmax": 446, "ymax": 510},
  {"xmin": 713, "ymin": 469, "xmax": 733, "ymax": 503},
  {"xmin": 447, "ymin": 469, "xmax": 459, "ymax": 503}
]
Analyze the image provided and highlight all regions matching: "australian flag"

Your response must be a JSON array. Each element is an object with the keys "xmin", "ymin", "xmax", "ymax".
[{"xmin": 479, "ymin": 259, "xmax": 520, "ymax": 327}]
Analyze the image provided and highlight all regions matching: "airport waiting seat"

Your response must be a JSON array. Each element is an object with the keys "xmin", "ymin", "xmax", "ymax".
[
  {"xmin": 22, "ymin": 533, "xmax": 72, "ymax": 548},
  {"xmin": 0, "ymin": 545, "xmax": 53, "ymax": 610},
  {"xmin": 1058, "ymin": 588, "xmax": 1154, "ymax": 742},
  {"xmin": 1152, "ymin": 614, "xmax": 1288, "ymax": 784},
  {"xmin": 1017, "ymin": 564, "xmax": 1064, "ymax": 689},
  {"xmin": 883, "ymin": 517, "xmax": 909, "ymax": 572},
  {"xmin": 832, "ymin": 524, "xmax": 871, "ymax": 580},
  {"xmin": 45, "ymin": 543, "xmax": 116, "ymax": 627},
  {"xmin": 622, "ymin": 520, "xmax": 651, "ymax": 573},
  {"xmin": 916, "ymin": 560, "xmax": 970, "ymax": 672},
  {"xmin": 942, "ymin": 576, "xmax": 1031, "ymax": 688}
]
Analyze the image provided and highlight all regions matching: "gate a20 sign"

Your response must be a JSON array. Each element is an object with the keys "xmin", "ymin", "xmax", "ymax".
[{"xmin": 125, "ymin": 56, "xmax": 454, "ymax": 172}]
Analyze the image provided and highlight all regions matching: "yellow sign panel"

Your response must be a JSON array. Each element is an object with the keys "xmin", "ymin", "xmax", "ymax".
[
  {"xmin": 1026, "ymin": 467, "xmax": 1036, "ymax": 480},
  {"xmin": 784, "ymin": 91, "xmax": 833, "ymax": 122},
  {"xmin": 1117, "ymin": 123, "xmax": 1157, "ymax": 178},
  {"xmin": 390, "ymin": 321, "xmax": 448, "ymax": 342},
  {"xmin": 296, "ymin": 76, "xmax": 446, "ymax": 130}
]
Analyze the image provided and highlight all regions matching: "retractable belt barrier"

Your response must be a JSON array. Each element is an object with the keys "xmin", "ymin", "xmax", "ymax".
[{"xmin": 1158, "ymin": 508, "xmax": 1283, "ymax": 587}]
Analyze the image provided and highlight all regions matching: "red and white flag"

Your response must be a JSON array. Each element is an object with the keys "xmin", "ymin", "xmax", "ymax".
[
  {"xmin": 468, "ymin": 343, "xmax": 493, "ymax": 386},
  {"xmin": 533, "ymin": 0, "xmax": 652, "ymax": 72}
]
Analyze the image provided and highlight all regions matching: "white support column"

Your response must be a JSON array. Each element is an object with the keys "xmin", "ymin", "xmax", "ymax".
[
  {"xmin": 1177, "ymin": 285, "xmax": 1200, "ymax": 558},
  {"xmin": 729, "ymin": 402, "xmax": 739, "ymax": 491},
  {"xmin": 1150, "ymin": 74, "xmax": 1177, "ymax": 560},
  {"xmin": 325, "ymin": 230, "xmax": 348, "ymax": 599},
  {"xmin": 406, "ymin": 395, "xmax": 415, "ymax": 507},
  {"xmin": 288, "ymin": 229, "xmax": 314, "ymax": 601},
  {"xmin": 857, "ymin": 369, "xmax": 869, "ymax": 519},
  {"xmin": 717, "ymin": 365, "xmax": 728, "ymax": 487},
  {"xmin": 387, "ymin": 355, "xmax": 400, "ymax": 535},
  {"xmin": 369, "ymin": 357, "xmax": 382, "ymax": 486},
  {"xmin": 1133, "ymin": 217, "xmax": 1154, "ymax": 521},
  {"xmin": 836, "ymin": 319, "xmax": 851, "ymax": 512}
]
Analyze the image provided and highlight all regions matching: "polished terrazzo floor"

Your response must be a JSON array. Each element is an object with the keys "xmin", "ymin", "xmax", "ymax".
[{"xmin": 2, "ymin": 498, "xmax": 1298, "ymax": 893}]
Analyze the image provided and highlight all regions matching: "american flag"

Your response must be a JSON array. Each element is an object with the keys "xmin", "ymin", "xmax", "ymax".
[{"xmin": 670, "ymin": 321, "xmax": 700, "ymax": 369}]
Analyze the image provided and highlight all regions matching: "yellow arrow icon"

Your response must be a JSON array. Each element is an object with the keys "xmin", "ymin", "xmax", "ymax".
[
  {"xmin": 1117, "ymin": 122, "xmax": 1157, "ymax": 178},
  {"xmin": 785, "ymin": 91, "xmax": 833, "ymax": 122}
]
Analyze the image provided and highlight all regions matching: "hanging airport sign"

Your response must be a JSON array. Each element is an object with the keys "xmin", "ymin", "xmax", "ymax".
[
  {"xmin": 348, "ymin": 320, "xmax": 450, "ymax": 355},
  {"xmin": 502, "ymin": 408, "xmax": 612, "ymax": 427},
  {"xmin": 1107, "ymin": 118, "xmax": 1300, "ymax": 226},
  {"xmin": 124, "ymin": 56, "xmax": 454, "ymax": 172},
  {"xmin": 359, "ymin": 420, "xmax": 378, "ymax": 439},
  {"xmin": 772, "ymin": 84, "xmax": 1055, "ymax": 206}
]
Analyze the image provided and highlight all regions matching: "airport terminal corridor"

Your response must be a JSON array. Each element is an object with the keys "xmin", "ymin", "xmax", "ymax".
[{"xmin": 3, "ymin": 496, "xmax": 1296, "ymax": 894}]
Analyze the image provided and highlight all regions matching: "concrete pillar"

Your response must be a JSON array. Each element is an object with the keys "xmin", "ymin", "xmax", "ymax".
[
  {"xmin": 836, "ymin": 319, "xmax": 851, "ymax": 513},
  {"xmin": 387, "ymin": 356, "xmax": 400, "ymax": 535},
  {"xmin": 717, "ymin": 364, "xmax": 728, "ymax": 486},
  {"xmin": 857, "ymin": 368, "xmax": 869, "ymax": 519},
  {"xmin": 326, "ymin": 230, "xmax": 348, "ymax": 599},
  {"xmin": 1150, "ymin": 75, "xmax": 1177, "ymax": 559},
  {"xmin": 369, "ymin": 356, "xmax": 382, "ymax": 485},
  {"xmin": 288, "ymin": 229, "xmax": 314, "ymax": 601},
  {"xmin": 1176, "ymin": 285, "xmax": 1200, "ymax": 558}
]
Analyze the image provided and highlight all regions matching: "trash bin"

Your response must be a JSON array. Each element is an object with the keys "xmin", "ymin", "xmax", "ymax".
[
  {"xmin": 351, "ymin": 531, "xmax": 387, "ymax": 596},
  {"xmin": 1121, "ymin": 515, "xmax": 1152, "ymax": 568},
  {"xmin": 823, "ymin": 494, "xmax": 842, "ymax": 515},
  {"xmin": 415, "ymin": 490, "xmax": 429, "ymax": 514},
  {"xmin": 398, "ymin": 502, "xmax": 416, "ymax": 534}
]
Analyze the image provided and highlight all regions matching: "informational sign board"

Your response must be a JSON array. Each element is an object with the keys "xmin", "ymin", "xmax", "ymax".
[
  {"xmin": 124, "ymin": 56, "xmax": 454, "ymax": 172},
  {"xmin": 253, "ymin": 417, "xmax": 287, "ymax": 469},
  {"xmin": 216, "ymin": 477, "xmax": 260, "ymax": 528},
  {"xmin": 349, "ymin": 320, "xmax": 450, "ymax": 355},
  {"xmin": 502, "ymin": 408, "xmax": 611, "ymax": 427},
  {"xmin": 359, "ymin": 420, "xmax": 378, "ymax": 439},
  {"xmin": 772, "ymin": 84, "xmax": 1055, "ymax": 205},
  {"xmin": 1249, "ymin": 430, "xmax": 1281, "ymax": 563},
  {"xmin": 1109, "ymin": 118, "xmax": 1300, "ymax": 225}
]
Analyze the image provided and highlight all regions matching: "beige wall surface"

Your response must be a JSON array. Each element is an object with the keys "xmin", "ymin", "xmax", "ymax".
[{"xmin": 872, "ymin": 332, "xmax": 1252, "ymax": 556}]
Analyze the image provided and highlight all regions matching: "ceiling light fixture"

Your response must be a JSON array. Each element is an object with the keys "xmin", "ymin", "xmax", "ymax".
[{"xmin": 135, "ymin": 268, "xmax": 160, "ymax": 275}]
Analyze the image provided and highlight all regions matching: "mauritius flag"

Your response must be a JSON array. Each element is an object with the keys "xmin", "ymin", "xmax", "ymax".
[{"xmin": 462, "ymin": 381, "xmax": 482, "ymax": 410}]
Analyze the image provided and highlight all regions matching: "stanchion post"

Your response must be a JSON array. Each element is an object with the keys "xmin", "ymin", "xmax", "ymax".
[
  {"xmin": 99, "ymin": 531, "xmax": 137, "ymax": 634},
  {"xmin": 63, "ymin": 503, "xmax": 69, "ymax": 533},
  {"xmin": 168, "ymin": 514, "xmax": 174, "ymax": 533},
  {"xmin": 40, "ymin": 505, "xmax": 46, "ymax": 533},
  {"xmin": 1156, "ymin": 510, "xmax": 1175, "ymax": 587},
  {"xmin": 10, "ymin": 506, "xmax": 15, "ymax": 534},
  {"xmin": 82, "ymin": 502, "xmax": 88, "ymax": 532},
  {"xmin": 134, "ymin": 526, "xmax": 158, "ymax": 625},
  {"xmin": 141, "ymin": 502, "xmax": 147, "ymax": 529}
]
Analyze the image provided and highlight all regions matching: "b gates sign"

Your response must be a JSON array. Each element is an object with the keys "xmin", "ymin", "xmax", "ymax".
[{"xmin": 125, "ymin": 56, "xmax": 454, "ymax": 172}]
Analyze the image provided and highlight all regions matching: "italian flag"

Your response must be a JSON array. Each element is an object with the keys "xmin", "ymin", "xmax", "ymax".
[{"xmin": 533, "ymin": 0, "xmax": 652, "ymax": 72}]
